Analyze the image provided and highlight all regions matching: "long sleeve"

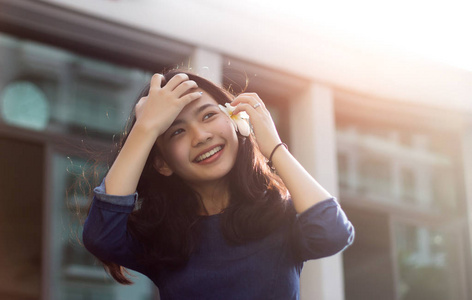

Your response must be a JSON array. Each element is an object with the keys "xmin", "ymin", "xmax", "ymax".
[
  {"xmin": 82, "ymin": 178, "xmax": 148, "ymax": 275},
  {"xmin": 291, "ymin": 198, "xmax": 354, "ymax": 262}
]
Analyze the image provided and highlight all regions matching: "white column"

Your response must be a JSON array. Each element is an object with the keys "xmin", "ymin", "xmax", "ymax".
[
  {"xmin": 189, "ymin": 48, "xmax": 223, "ymax": 86},
  {"xmin": 290, "ymin": 83, "xmax": 345, "ymax": 300},
  {"xmin": 462, "ymin": 123, "xmax": 472, "ymax": 258}
]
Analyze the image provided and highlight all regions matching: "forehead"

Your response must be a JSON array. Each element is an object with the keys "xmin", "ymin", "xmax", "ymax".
[{"xmin": 176, "ymin": 90, "xmax": 219, "ymax": 118}]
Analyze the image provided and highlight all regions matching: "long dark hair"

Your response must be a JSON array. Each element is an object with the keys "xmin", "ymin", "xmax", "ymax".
[{"xmin": 93, "ymin": 70, "xmax": 291, "ymax": 284}]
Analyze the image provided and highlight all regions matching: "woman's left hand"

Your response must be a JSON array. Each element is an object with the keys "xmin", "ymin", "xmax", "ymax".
[
  {"xmin": 231, "ymin": 93, "xmax": 282, "ymax": 158},
  {"xmin": 233, "ymin": 93, "xmax": 336, "ymax": 215}
]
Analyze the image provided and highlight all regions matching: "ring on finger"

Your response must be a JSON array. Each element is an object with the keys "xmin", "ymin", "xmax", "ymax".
[{"xmin": 253, "ymin": 103, "xmax": 261, "ymax": 109}]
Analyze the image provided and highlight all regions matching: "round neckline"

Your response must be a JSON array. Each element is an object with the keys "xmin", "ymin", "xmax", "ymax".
[{"xmin": 199, "ymin": 212, "xmax": 223, "ymax": 220}]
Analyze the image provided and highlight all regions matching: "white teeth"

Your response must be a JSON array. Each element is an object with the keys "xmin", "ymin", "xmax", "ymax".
[{"xmin": 195, "ymin": 146, "xmax": 223, "ymax": 162}]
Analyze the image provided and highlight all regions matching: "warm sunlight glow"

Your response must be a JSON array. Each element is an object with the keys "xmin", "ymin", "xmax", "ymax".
[{"xmin": 244, "ymin": 0, "xmax": 472, "ymax": 71}]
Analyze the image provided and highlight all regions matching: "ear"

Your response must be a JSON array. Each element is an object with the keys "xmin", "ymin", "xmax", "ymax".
[{"xmin": 153, "ymin": 158, "xmax": 174, "ymax": 177}]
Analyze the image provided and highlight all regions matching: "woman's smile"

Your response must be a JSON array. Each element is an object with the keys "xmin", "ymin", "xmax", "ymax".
[
  {"xmin": 194, "ymin": 145, "xmax": 224, "ymax": 163},
  {"xmin": 157, "ymin": 91, "xmax": 239, "ymax": 184}
]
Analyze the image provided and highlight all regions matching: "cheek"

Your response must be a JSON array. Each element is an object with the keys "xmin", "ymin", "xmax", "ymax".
[
  {"xmin": 220, "ymin": 120, "xmax": 239, "ymax": 146},
  {"xmin": 220, "ymin": 118, "xmax": 237, "ymax": 135},
  {"xmin": 163, "ymin": 141, "xmax": 188, "ymax": 166}
]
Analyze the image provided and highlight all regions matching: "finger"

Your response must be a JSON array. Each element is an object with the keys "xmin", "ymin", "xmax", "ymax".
[
  {"xmin": 180, "ymin": 91, "xmax": 203, "ymax": 106},
  {"xmin": 172, "ymin": 80, "xmax": 198, "ymax": 97},
  {"xmin": 135, "ymin": 96, "xmax": 147, "ymax": 109},
  {"xmin": 232, "ymin": 93, "xmax": 266, "ymax": 109},
  {"xmin": 232, "ymin": 97, "xmax": 267, "ymax": 115},
  {"xmin": 134, "ymin": 96, "xmax": 147, "ymax": 117},
  {"xmin": 242, "ymin": 93, "xmax": 264, "ymax": 106},
  {"xmin": 164, "ymin": 73, "xmax": 189, "ymax": 91},
  {"xmin": 150, "ymin": 74, "xmax": 163, "ymax": 90},
  {"xmin": 232, "ymin": 102, "xmax": 259, "ymax": 117}
]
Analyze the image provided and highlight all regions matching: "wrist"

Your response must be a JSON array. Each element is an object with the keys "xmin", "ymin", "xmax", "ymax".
[
  {"xmin": 268, "ymin": 142, "xmax": 288, "ymax": 169},
  {"xmin": 134, "ymin": 119, "xmax": 161, "ymax": 134},
  {"xmin": 132, "ymin": 121, "xmax": 161, "ymax": 140}
]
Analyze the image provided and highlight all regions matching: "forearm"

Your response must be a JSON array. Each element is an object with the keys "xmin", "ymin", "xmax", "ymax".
[
  {"xmin": 105, "ymin": 123, "xmax": 159, "ymax": 195},
  {"xmin": 83, "ymin": 192, "xmax": 147, "ymax": 273},
  {"xmin": 270, "ymin": 146, "xmax": 333, "ymax": 214}
]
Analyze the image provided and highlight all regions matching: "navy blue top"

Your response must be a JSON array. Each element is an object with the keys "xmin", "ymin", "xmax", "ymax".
[{"xmin": 83, "ymin": 179, "xmax": 354, "ymax": 300}]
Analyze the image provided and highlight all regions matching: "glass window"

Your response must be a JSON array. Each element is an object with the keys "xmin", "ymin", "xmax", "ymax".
[
  {"xmin": 358, "ymin": 154, "xmax": 391, "ymax": 196},
  {"xmin": 0, "ymin": 31, "xmax": 158, "ymax": 299},
  {"xmin": 0, "ymin": 81, "xmax": 51, "ymax": 130},
  {"xmin": 50, "ymin": 153, "xmax": 154, "ymax": 300},
  {"xmin": 338, "ymin": 119, "xmax": 467, "ymax": 299},
  {"xmin": 0, "ymin": 32, "xmax": 150, "ymax": 138},
  {"xmin": 394, "ymin": 222, "xmax": 464, "ymax": 300},
  {"xmin": 336, "ymin": 124, "xmax": 458, "ymax": 210}
]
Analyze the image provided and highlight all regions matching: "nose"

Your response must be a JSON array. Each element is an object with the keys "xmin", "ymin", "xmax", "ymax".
[{"xmin": 190, "ymin": 125, "xmax": 212, "ymax": 147}]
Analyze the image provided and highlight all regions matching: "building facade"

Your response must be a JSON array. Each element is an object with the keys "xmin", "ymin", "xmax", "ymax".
[{"xmin": 0, "ymin": 0, "xmax": 471, "ymax": 299}]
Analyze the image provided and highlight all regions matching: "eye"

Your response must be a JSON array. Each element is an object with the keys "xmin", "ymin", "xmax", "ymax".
[
  {"xmin": 203, "ymin": 112, "xmax": 217, "ymax": 120},
  {"xmin": 170, "ymin": 128, "xmax": 184, "ymax": 138}
]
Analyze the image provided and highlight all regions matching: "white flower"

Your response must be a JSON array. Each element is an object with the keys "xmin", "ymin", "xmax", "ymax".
[{"xmin": 218, "ymin": 103, "xmax": 251, "ymax": 137}]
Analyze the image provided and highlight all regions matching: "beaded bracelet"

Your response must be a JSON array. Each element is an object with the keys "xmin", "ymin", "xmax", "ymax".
[{"xmin": 268, "ymin": 142, "xmax": 288, "ymax": 169}]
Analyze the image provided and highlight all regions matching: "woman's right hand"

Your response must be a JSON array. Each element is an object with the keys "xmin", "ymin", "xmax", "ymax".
[
  {"xmin": 134, "ymin": 73, "xmax": 202, "ymax": 135},
  {"xmin": 104, "ymin": 73, "xmax": 201, "ymax": 195}
]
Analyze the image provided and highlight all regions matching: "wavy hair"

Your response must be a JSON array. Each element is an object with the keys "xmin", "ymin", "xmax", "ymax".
[{"xmin": 92, "ymin": 70, "xmax": 291, "ymax": 284}]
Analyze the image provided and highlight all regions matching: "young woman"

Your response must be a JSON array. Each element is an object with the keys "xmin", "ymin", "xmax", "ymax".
[{"xmin": 83, "ymin": 70, "xmax": 354, "ymax": 300}]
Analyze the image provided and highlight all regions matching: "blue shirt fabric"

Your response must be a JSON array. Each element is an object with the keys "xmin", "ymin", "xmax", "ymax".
[{"xmin": 83, "ymin": 179, "xmax": 354, "ymax": 300}]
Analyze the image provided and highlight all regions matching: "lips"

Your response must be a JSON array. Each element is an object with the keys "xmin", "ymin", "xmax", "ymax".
[{"xmin": 194, "ymin": 145, "xmax": 224, "ymax": 163}]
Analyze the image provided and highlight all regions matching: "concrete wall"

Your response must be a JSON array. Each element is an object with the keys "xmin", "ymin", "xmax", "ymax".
[{"xmin": 41, "ymin": 0, "xmax": 472, "ymax": 113}]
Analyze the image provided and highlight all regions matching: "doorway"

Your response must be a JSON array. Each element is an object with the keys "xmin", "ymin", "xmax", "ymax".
[{"xmin": 0, "ymin": 137, "xmax": 44, "ymax": 300}]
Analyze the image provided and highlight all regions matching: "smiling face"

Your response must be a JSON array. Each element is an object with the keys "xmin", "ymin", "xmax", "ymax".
[{"xmin": 155, "ymin": 90, "xmax": 239, "ymax": 186}]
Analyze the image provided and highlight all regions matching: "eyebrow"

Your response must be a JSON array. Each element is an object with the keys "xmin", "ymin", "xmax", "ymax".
[{"xmin": 169, "ymin": 103, "xmax": 218, "ymax": 128}]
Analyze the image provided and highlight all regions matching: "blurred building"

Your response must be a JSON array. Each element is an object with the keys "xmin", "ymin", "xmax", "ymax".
[{"xmin": 0, "ymin": 0, "xmax": 470, "ymax": 300}]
